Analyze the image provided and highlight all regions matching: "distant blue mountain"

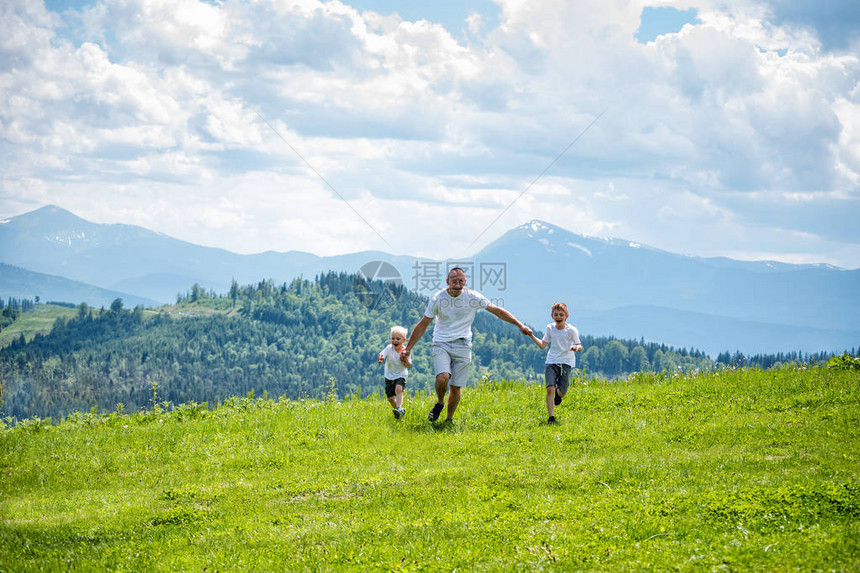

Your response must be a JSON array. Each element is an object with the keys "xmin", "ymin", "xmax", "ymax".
[
  {"xmin": 1, "ymin": 207, "xmax": 856, "ymax": 356},
  {"xmin": 469, "ymin": 221, "xmax": 859, "ymax": 355},
  {"xmin": 0, "ymin": 263, "xmax": 158, "ymax": 308},
  {"xmin": 0, "ymin": 206, "xmax": 415, "ymax": 304},
  {"xmin": 574, "ymin": 305, "xmax": 859, "ymax": 357}
]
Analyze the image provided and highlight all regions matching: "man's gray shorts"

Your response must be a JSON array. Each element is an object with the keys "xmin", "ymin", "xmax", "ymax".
[
  {"xmin": 432, "ymin": 339, "xmax": 472, "ymax": 388},
  {"xmin": 545, "ymin": 364, "xmax": 573, "ymax": 394}
]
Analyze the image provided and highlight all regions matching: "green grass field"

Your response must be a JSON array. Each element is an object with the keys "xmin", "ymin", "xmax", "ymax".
[
  {"xmin": 0, "ymin": 304, "xmax": 78, "ymax": 347},
  {"xmin": 1, "ymin": 367, "xmax": 858, "ymax": 571}
]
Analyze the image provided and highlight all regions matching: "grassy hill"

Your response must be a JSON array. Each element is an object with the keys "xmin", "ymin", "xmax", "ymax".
[
  {"xmin": 1, "ymin": 366, "xmax": 857, "ymax": 571},
  {"xmin": 0, "ymin": 304, "xmax": 77, "ymax": 347}
]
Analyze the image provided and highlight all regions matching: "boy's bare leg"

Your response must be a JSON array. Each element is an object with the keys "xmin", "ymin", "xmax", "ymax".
[
  {"xmin": 395, "ymin": 385, "xmax": 404, "ymax": 409},
  {"xmin": 546, "ymin": 385, "xmax": 555, "ymax": 418}
]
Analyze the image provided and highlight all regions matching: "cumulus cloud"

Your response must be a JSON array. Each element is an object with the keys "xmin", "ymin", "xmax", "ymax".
[
  {"xmin": 0, "ymin": 0, "xmax": 858, "ymax": 268},
  {"xmin": 764, "ymin": 0, "xmax": 860, "ymax": 51}
]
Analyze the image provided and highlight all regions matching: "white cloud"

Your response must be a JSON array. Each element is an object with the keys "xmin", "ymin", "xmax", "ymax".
[
  {"xmin": 657, "ymin": 190, "xmax": 727, "ymax": 223},
  {"xmin": 0, "ymin": 0, "xmax": 858, "ymax": 268}
]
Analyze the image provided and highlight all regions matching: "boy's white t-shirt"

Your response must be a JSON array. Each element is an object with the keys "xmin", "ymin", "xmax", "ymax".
[
  {"xmin": 542, "ymin": 323, "xmax": 581, "ymax": 367},
  {"xmin": 380, "ymin": 344, "xmax": 409, "ymax": 380},
  {"xmin": 423, "ymin": 288, "xmax": 491, "ymax": 343}
]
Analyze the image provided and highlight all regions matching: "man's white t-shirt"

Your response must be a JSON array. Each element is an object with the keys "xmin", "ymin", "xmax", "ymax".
[
  {"xmin": 380, "ymin": 344, "xmax": 409, "ymax": 380},
  {"xmin": 542, "ymin": 323, "xmax": 581, "ymax": 367},
  {"xmin": 424, "ymin": 288, "xmax": 491, "ymax": 343}
]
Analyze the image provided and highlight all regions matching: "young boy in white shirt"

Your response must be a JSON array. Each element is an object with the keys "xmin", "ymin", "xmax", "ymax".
[
  {"xmin": 378, "ymin": 325, "xmax": 411, "ymax": 419},
  {"xmin": 529, "ymin": 302, "xmax": 583, "ymax": 424}
]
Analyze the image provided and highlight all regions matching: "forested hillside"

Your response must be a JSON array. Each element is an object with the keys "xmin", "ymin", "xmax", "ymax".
[{"xmin": 3, "ymin": 273, "xmax": 726, "ymax": 422}]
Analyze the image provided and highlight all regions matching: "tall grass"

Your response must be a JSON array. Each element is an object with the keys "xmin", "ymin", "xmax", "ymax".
[{"xmin": 1, "ymin": 366, "xmax": 858, "ymax": 571}]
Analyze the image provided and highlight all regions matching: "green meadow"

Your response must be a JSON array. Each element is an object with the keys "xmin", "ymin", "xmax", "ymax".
[
  {"xmin": 1, "ymin": 366, "xmax": 858, "ymax": 571},
  {"xmin": 0, "ymin": 304, "xmax": 77, "ymax": 347}
]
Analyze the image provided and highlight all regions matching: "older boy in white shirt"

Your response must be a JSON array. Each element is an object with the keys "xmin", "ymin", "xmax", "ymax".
[{"xmin": 530, "ymin": 302, "xmax": 582, "ymax": 424}]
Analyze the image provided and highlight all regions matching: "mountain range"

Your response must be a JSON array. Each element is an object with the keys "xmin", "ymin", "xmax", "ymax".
[
  {"xmin": 472, "ymin": 221, "xmax": 859, "ymax": 355},
  {"xmin": 0, "ymin": 205, "xmax": 415, "ymax": 303},
  {"xmin": 0, "ymin": 263, "xmax": 158, "ymax": 308},
  {"xmin": 1, "ymin": 205, "xmax": 857, "ymax": 357}
]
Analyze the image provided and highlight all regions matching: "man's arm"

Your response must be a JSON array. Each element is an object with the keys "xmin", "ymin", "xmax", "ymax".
[
  {"xmin": 401, "ymin": 316, "xmax": 433, "ymax": 358},
  {"xmin": 486, "ymin": 304, "xmax": 533, "ymax": 336}
]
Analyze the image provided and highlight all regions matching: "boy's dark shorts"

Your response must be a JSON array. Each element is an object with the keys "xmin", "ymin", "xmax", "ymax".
[
  {"xmin": 385, "ymin": 377, "xmax": 406, "ymax": 398},
  {"xmin": 545, "ymin": 364, "xmax": 572, "ymax": 394}
]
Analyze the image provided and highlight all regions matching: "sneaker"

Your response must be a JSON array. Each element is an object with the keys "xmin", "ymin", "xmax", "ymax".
[
  {"xmin": 548, "ymin": 416, "xmax": 557, "ymax": 424},
  {"xmin": 428, "ymin": 403, "xmax": 444, "ymax": 421},
  {"xmin": 392, "ymin": 408, "xmax": 401, "ymax": 419},
  {"xmin": 397, "ymin": 407, "xmax": 406, "ymax": 418},
  {"xmin": 554, "ymin": 391, "xmax": 563, "ymax": 406}
]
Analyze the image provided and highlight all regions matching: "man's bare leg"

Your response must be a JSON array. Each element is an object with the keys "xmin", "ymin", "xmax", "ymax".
[
  {"xmin": 435, "ymin": 372, "xmax": 450, "ymax": 404},
  {"xmin": 445, "ymin": 385, "xmax": 461, "ymax": 421}
]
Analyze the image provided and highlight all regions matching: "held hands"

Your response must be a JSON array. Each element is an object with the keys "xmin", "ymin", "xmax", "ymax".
[
  {"xmin": 529, "ymin": 332, "xmax": 548, "ymax": 350},
  {"xmin": 570, "ymin": 344, "xmax": 583, "ymax": 352},
  {"xmin": 519, "ymin": 324, "xmax": 533, "ymax": 336},
  {"xmin": 399, "ymin": 348, "xmax": 411, "ymax": 362}
]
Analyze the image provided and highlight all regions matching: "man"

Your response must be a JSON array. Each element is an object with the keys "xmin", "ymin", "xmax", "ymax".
[{"xmin": 400, "ymin": 267, "xmax": 533, "ymax": 422}]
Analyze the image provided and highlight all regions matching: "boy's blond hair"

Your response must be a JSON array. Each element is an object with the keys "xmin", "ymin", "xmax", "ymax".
[
  {"xmin": 551, "ymin": 302, "xmax": 569, "ymax": 315},
  {"xmin": 390, "ymin": 325, "xmax": 407, "ymax": 338}
]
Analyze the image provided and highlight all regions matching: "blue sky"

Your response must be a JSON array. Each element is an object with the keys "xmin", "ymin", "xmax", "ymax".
[
  {"xmin": 636, "ymin": 6, "xmax": 698, "ymax": 42},
  {"xmin": 340, "ymin": 0, "xmax": 502, "ymax": 37},
  {"xmin": 1, "ymin": 0, "xmax": 859, "ymax": 268}
]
